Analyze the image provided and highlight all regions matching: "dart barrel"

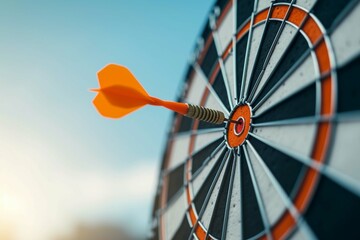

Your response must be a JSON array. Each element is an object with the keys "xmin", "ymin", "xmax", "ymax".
[{"xmin": 186, "ymin": 104, "xmax": 225, "ymax": 125}]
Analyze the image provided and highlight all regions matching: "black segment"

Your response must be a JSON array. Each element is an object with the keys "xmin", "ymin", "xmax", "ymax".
[
  {"xmin": 236, "ymin": 33, "xmax": 249, "ymax": 100},
  {"xmin": 201, "ymin": 41, "xmax": 218, "ymax": 78},
  {"xmin": 167, "ymin": 163, "xmax": 185, "ymax": 203},
  {"xmin": 192, "ymin": 138, "xmax": 224, "ymax": 174},
  {"xmin": 198, "ymin": 120, "xmax": 225, "ymax": 130},
  {"xmin": 312, "ymin": 0, "xmax": 351, "ymax": 30},
  {"xmin": 201, "ymin": 25, "xmax": 212, "ymax": 47},
  {"xmin": 241, "ymin": 148, "xmax": 265, "ymax": 238},
  {"xmin": 248, "ymin": 136, "xmax": 306, "ymax": 197},
  {"xmin": 150, "ymin": 223, "xmax": 159, "ymax": 240},
  {"xmin": 213, "ymin": 72, "xmax": 231, "ymax": 110},
  {"xmin": 253, "ymin": 83, "xmax": 316, "ymax": 123},
  {"xmin": 305, "ymin": 175, "xmax": 360, "ymax": 239},
  {"xmin": 177, "ymin": 115, "xmax": 193, "ymax": 133},
  {"xmin": 183, "ymin": 65, "xmax": 193, "ymax": 87},
  {"xmin": 160, "ymin": 143, "xmax": 170, "ymax": 171},
  {"xmin": 253, "ymin": 32, "xmax": 310, "ymax": 106},
  {"xmin": 173, "ymin": 216, "xmax": 192, "ymax": 240},
  {"xmin": 337, "ymin": 55, "xmax": 360, "ymax": 113},
  {"xmin": 207, "ymin": 154, "xmax": 234, "ymax": 239},
  {"xmin": 216, "ymin": 0, "xmax": 229, "ymax": 12},
  {"xmin": 152, "ymin": 191, "xmax": 160, "ymax": 216},
  {"xmin": 247, "ymin": 21, "xmax": 282, "ymax": 100},
  {"xmin": 237, "ymin": 0, "xmax": 253, "ymax": 28},
  {"xmin": 179, "ymin": 116, "xmax": 193, "ymax": 133},
  {"xmin": 193, "ymin": 149, "xmax": 228, "ymax": 212}
]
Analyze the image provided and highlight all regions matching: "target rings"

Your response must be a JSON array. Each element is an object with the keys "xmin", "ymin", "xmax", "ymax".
[{"xmin": 225, "ymin": 103, "xmax": 252, "ymax": 148}]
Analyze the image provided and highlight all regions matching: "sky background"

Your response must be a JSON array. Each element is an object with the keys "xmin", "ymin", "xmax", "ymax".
[{"xmin": 0, "ymin": 1, "xmax": 213, "ymax": 239}]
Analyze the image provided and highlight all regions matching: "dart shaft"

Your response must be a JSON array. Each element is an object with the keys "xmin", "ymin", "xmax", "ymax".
[{"xmin": 186, "ymin": 104, "xmax": 225, "ymax": 124}]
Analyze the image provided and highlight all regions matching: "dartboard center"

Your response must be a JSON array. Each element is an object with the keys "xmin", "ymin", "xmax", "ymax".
[{"xmin": 225, "ymin": 103, "xmax": 252, "ymax": 148}]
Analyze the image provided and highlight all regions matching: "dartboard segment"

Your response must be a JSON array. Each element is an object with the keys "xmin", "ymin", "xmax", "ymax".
[{"xmin": 150, "ymin": 0, "xmax": 360, "ymax": 239}]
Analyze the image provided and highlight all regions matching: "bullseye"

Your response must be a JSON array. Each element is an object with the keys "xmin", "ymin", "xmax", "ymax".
[
  {"xmin": 234, "ymin": 117, "xmax": 245, "ymax": 136},
  {"xmin": 225, "ymin": 103, "xmax": 252, "ymax": 148}
]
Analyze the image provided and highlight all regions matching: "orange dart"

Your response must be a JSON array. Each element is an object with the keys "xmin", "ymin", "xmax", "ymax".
[{"xmin": 91, "ymin": 64, "xmax": 228, "ymax": 124}]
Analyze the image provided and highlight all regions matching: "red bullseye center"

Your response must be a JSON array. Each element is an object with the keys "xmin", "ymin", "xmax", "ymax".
[{"xmin": 234, "ymin": 117, "xmax": 245, "ymax": 135}]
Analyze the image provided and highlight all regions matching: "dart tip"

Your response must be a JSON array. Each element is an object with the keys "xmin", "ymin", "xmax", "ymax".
[{"xmin": 90, "ymin": 88, "xmax": 100, "ymax": 93}]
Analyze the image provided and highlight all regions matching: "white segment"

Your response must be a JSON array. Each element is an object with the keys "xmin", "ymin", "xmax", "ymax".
[
  {"xmin": 253, "ymin": 124, "xmax": 317, "ymax": 157},
  {"xmin": 289, "ymin": 227, "xmax": 308, "ymax": 240},
  {"xmin": 224, "ymin": 54, "xmax": 236, "ymax": 102},
  {"xmin": 191, "ymin": 149, "xmax": 224, "ymax": 199},
  {"xmin": 199, "ymin": 157, "xmax": 229, "ymax": 228},
  {"xmin": 185, "ymin": 71, "xmax": 207, "ymax": 105},
  {"xmin": 244, "ymin": 23, "xmax": 266, "ymax": 97},
  {"xmin": 246, "ymin": 144, "xmax": 287, "ymax": 225},
  {"xmin": 295, "ymin": 0, "xmax": 317, "ymax": 11},
  {"xmin": 225, "ymin": 156, "xmax": 242, "ymax": 239},
  {"xmin": 289, "ymin": 220, "xmax": 317, "ymax": 240},
  {"xmin": 257, "ymin": 0, "xmax": 272, "ymax": 12},
  {"xmin": 217, "ymin": 4, "xmax": 234, "ymax": 54},
  {"xmin": 290, "ymin": 231, "xmax": 306, "ymax": 240},
  {"xmin": 205, "ymin": 89, "xmax": 227, "ymax": 112},
  {"xmin": 163, "ymin": 188, "xmax": 187, "ymax": 240},
  {"xmin": 167, "ymin": 137, "xmax": 191, "ymax": 170},
  {"xmin": 193, "ymin": 131, "xmax": 223, "ymax": 154},
  {"xmin": 328, "ymin": 121, "xmax": 360, "ymax": 184},
  {"xmin": 253, "ymin": 24, "xmax": 298, "ymax": 100},
  {"xmin": 330, "ymin": 2, "xmax": 360, "ymax": 67},
  {"xmin": 255, "ymin": 53, "xmax": 316, "ymax": 116}
]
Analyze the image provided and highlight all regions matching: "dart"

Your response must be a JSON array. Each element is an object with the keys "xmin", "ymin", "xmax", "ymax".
[{"xmin": 91, "ymin": 64, "xmax": 233, "ymax": 125}]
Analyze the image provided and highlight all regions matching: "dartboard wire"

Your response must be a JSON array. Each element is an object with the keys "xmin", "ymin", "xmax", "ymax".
[
  {"xmin": 249, "ymin": 8, "xmax": 314, "ymax": 108},
  {"xmin": 238, "ymin": 0, "xmax": 261, "ymax": 103},
  {"xmin": 187, "ymin": 150, "xmax": 231, "ymax": 240},
  {"xmin": 247, "ymin": 0, "xmax": 296, "ymax": 104},
  {"xmin": 242, "ymin": 144, "xmax": 273, "ymax": 240},
  {"xmin": 159, "ymin": 144, "xmax": 226, "ymax": 220},
  {"xmin": 248, "ymin": 132, "xmax": 360, "ymax": 197},
  {"xmin": 187, "ymin": 146, "xmax": 228, "ymax": 217},
  {"xmin": 232, "ymin": 0, "xmax": 238, "ymax": 103},
  {"xmin": 193, "ymin": 62, "xmax": 230, "ymax": 115},
  {"xmin": 252, "ymin": 69, "xmax": 331, "ymax": 119},
  {"xmin": 245, "ymin": 140, "xmax": 318, "ymax": 239},
  {"xmin": 162, "ymin": 139, "xmax": 225, "ymax": 178},
  {"xmin": 252, "ymin": 110, "xmax": 360, "ymax": 128},
  {"xmin": 238, "ymin": 146, "xmax": 244, "ymax": 240},
  {"xmin": 316, "ymin": 0, "xmax": 360, "ymax": 118},
  {"xmin": 159, "ymin": 141, "xmax": 225, "ymax": 213},
  {"xmin": 189, "ymin": 142, "xmax": 226, "ymax": 182},
  {"xmin": 172, "ymin": 127, "xmax": 224, "ymax": 140},
  {"xmin": 204, "ymin": 151, "xmax": 235, "ymax": 240},
  {"xmin": 252, "ymin": 33, "xmax": 325, "ymax": 113},
  {"xmin": 241, "ymin": 1, "xmax": 277, "ymax": 103},
  {"xmin": 209, "ymin": 12, "xmax": 235, "ymax": 109},
  {"xmin": 252, "ymin": 0, "xmax": 359, "ymax": 112},
  {"xmin": 221, "ymin": 149, "xmax": 238, "ymax": 240},
  {"xmin": 158, "ymin": 187, "xmax": 185, "ymax": 216},
  {"xmin": 327, "ymin": 0, "xmax": 360, "ymax": 36}
]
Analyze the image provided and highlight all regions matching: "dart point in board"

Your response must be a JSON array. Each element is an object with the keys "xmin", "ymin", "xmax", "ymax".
[{"xmin": 91, "ymin": 64, "xmax": 239, "ymax": 125}]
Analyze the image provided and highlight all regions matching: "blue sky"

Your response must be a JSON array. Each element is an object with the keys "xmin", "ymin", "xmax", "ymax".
[{"xmin": 0, "ymin": 1, "xmax": 213, "ymax": 239}]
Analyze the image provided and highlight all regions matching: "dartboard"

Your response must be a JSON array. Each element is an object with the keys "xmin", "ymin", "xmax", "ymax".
[{"xmin": 151, "ymin": 0, "xmax": 360, "ymax": 239}]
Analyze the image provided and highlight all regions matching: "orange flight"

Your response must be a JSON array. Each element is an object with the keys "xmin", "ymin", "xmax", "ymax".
[{"xmin": 91, "ymin": 64, "xmax": 226, "ymax": 124}]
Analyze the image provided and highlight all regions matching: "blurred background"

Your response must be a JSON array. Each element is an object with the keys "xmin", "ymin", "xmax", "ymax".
[{"xmin": 0, "ymin": 1, "xmax": 213, "ymax": 239}]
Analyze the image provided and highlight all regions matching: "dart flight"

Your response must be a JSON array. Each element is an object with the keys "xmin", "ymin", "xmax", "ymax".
[{"xmin": 91, "ymin": 64, "xmax": 225, "ymax": 124}]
